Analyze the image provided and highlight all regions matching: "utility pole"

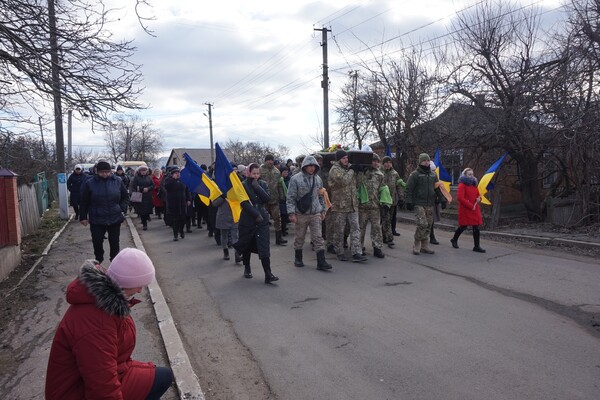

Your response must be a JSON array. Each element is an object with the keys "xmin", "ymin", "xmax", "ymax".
[
  {"xmin": 205, "ymin": 102, "xmax": 214, "ymax": 165},
  {"xmin": 48, "ymin": 0, "xmax": 65, "ymax": 173},
  {"xmin": 38, "ymin": 117, "xmax": 46, "ymax": 157},
  {"xmin": 314, "ymin": 26, "xmax": 331, "ymax": 149},
  {"xmin": 67, "ymin": 110, "xmax": 72, "ymax": 169}
]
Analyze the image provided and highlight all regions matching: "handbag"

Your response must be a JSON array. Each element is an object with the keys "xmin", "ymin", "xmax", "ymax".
[
  {"xmin": 296, "ymin": 177, "xmax": 315, "ymax": 214},
  {"xmin": 130, "ymin": 191, "xmax": 143, "ymax": 203}
]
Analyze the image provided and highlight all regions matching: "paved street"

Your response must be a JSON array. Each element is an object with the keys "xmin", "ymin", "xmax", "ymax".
[{"xmin": 138, "ymin": 217, "xmax": 600, "ymax": 400}]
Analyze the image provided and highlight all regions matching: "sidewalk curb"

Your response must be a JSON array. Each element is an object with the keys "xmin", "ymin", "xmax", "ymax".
[
  {"xmin": 397, "ymin": 216, "xmax": 600, "ymax": 250},
  {"xmin": 126, "ymin": 217, "xmax": 205, "ymax": 400}
]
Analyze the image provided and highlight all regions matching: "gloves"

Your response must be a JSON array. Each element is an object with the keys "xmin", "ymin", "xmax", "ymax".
[
  {"xmin": 255, "ymin": 214, "xmax": 264, "ymax": 224},
  {"xmin": 441, "ymin": 202, "xmax": 447, "ymax": 210},
  {"xmin": 406, "ymin": 203, "xmax": 414, "ymax": 211}
]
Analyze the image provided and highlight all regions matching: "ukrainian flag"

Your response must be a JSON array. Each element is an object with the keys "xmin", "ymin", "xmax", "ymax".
[
  {"xmin": 180, "ymin": 153, "xmax": 222, "ymax": 206},
  {"xmin": 214, "ymin": 143, "xmax": 250, "ymax": 223},
  {"xmin": 434, "ymin": 149, "xmax": 452, "ymax": 193},
  {"xmin": 477, "ymin": 152, "xmax": 508, "ymax": 205}
]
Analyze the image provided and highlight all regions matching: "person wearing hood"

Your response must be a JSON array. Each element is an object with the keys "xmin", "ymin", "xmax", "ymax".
[
  {"xmin": 233, "ymin": 163, "xmax": 279, "ymax": 284},
  {"xmin": 67, "ymin": 165, "xmax": 86, "ymax": 219},
  {"xmin": 79, "ymin": 160, "xmax": 129, "ymax": 264},
  {"xmin": 405, "ymin": 153, "xmax": 443, "ymax": 255},
  {"xmin": 286, "ymin": 155, "xmax": 332, "ymax": 271},
  {"xmin": 450, "ymin": 168, "xmax": 486, "ymax": 253},
  {"xmin": 45, "ymin": 248, "xmax": 173, "ymax": 400}
]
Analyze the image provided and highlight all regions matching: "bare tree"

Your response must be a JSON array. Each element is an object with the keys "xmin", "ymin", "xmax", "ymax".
[
  {"xmin": 223, "ymin": 139, "xmax": 289, "ymax": 166},
  {"xmin": 444, "ymin": 0, "xmax": 564, "ymax": 221},
  {"xmin": 103, "ymin": 115, "xmax": 163, "ymax": 164},
  {"xmin": 335, "ymin": 71, "xmax": 373, "ymax": 149}
]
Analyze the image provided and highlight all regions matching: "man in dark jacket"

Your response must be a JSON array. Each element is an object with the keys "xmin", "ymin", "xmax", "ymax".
[{"xmin": 79, "ymin": 160, "xmax": 129, "ymax": 264}]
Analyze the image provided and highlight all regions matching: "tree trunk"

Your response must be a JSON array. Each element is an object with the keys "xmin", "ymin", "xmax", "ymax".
[{"xmin": 515, "ymin": 155, "xmax": 542, "ymax": 221}]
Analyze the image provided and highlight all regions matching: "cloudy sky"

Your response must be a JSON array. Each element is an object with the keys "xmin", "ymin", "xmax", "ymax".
[{"xmin": 70, "ymin": 0, "xmax": 565, "ymax": 159}]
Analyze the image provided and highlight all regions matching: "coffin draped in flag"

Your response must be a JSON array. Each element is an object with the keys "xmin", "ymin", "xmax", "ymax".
[
  {"xmin": 477, "ymin": 152, "xmax": 508, "ymax": 205},
  {"xmin": 180, "ymin": 153, "xmax": 222, "ymax": 206},
  {"xmin": 433, "ymin": 149, "xmax": 453, "ymax": 196},
  {"xmin": 213, "ymin": 143, "xmax": 250, "ymax": 223}
]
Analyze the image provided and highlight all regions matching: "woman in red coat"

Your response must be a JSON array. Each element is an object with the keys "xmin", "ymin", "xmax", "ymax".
[
  {"xmin": 450, "ymin": 168, "xmax": 486, "ymax": 253},
  {"xmin": 45, "ymin": 248, "xmax": 173, "ymax": 400},
  {"xmin": 151, "ymin": 168, "xmax": 165, "ymax": 219}
]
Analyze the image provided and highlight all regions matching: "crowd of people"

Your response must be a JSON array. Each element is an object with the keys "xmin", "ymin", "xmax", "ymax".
[{"xmin": 54, "ymin": 149, "xmax": 487, "ymax": 399}]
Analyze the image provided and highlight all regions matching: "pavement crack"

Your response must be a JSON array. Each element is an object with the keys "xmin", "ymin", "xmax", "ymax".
[
  {"xmin": 485, "ymin": 252, "xmax": 518, "ymax": 262},
  {"xmin": 294, "ymin": 297, "xmax": 320, "ymax": 304},
  {"xmin": 384, "ymin": 281, "xmax": 412, "ymax": 286}
]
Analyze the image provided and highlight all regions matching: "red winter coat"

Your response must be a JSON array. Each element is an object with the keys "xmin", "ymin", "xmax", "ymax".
[
  {"xmin": 457, "ymin": 177, "xmax": 483, "ymax": 226},
  {"xmin": 45, "ymin": 261, "xmax": 155, "ymax": 400},
  {"xmin": 152, "ymin": 174, "xmax": 165, "ymax": 208}
]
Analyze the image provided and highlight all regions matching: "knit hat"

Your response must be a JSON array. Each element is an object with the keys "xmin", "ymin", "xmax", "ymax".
[
  {"xmin": 107, "ymin": 248, "xmax": 155, "ymax": 288},
  {"xmin": 96, "ymin": 161, "xmax": 112, "ymax": 171},
  {"xmin": 264, "ymin": 154, "xmax": 275, "ymax": 161},
  {"xmin": 372, "ymin": 153, "xmax": 380, "ymax": 161},
  {"xmin": 170, "ymin": 166, "xmax": 180, "ymax": 174},
  {"xmin": 418, "ymin": 153, "xmax": 431, "ymax": 163},
  {"xmin": 116, "ymin": 165, "xmax": 123, "ymax": 171},
  {"xmin": 237, "ymin": 164, "xmax": 246, "ymax": 173},
  {"xmin": 335, "ymin": 149, "xmax": 348, "ymax": 161},
  {"xmin": 382, "ymin": 156, "xmax": 392, "ymax": 164}
]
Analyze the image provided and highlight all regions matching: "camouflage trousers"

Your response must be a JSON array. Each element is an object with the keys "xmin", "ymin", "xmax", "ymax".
[
  {"xmin": 266, "ymin": 202, "xmax": 282, "ymax": 231},
  {"xmin": 324, "ymin": 209, "xmax": 336, "ymax": 247},
  {"xmin": 380, "ymin": 205, "xmax": 395, "ymax": 244},
  {"xmin": 359, "ymin": 208, "xmax": 383, "ymax": 249},
  {"xmin": 293, "ymin": 213, "xmax": 324, "ymax": 251},
  {"xmin": 414, "ymin": 205, "xmax": 433, "ymax": 241},
  {"xmin": 333, "ymin": 211, "xmax": 361, "ymax": 255}
]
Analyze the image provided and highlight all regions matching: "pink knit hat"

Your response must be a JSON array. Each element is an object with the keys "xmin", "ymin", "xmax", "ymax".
[{"xmin": 107, "ymin": 248, "xmax": 155, "ymax": 288}]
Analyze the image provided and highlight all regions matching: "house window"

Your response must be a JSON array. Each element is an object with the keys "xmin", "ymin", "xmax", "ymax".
[{"xmin": 442, "ymin": 149, "xmax": 463, "ymax": 185}]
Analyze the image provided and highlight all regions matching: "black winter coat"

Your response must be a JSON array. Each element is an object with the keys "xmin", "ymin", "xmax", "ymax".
[
  {"xmin": 129, "ymin": 174, "xmax": 154, "ymax": 216},
  {"xmin": 67, "ymin": 172, "xmax": 86, "ymax": 204},
  {"xmin": 164, "ymin": 177, "xmax": 191, "ymax": 218},
  {"xmin": 79, "ymin": 174, "xmax": 129, "ymax": 225},
  {"xmin": 233, "ymin": 178, "xmax": 271, "ymax": 259}
]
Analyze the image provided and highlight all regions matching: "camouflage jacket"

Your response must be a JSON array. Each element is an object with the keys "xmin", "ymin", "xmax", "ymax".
[
  {"xmin": 328, "ymin": 161, "xmax": 359, "ymax": 212},
  {"xmin": 259, "ymin": 163, "xmax": 283, "ymax": 204},
  {"xmin": 357, "ymin": 167, "xmax": 385, "ymax": 210},
  {"xmin": 381, "ymin": 166, "xmax": 405, "ymax": 203}
]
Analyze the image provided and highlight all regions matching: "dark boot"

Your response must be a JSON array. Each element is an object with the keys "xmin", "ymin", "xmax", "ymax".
[
  {"xmin": 276, "ymin": 231, "xmax": 287, "ymax": 245},
  {"xmin": 294, "ymin": 250, "xmax": 304, "ymax": 267},
  {"xmin": 373, "ymin": 247, "xmax": 385, "ymax": 258},
  {"xmin": 223, "ymin": 248, "xmax": 230, "ymax": 260},
  {"xmin": 473, "ymin": 228, "xmax": 486, "ymax": 253},
  {"xmin": 234, "ymin": 251, "xmax": 243, "ymax": 264},
  {"xmin": 429, "ymin": 224, "xmax": 439, "ymax": 245},
  {"xmin": 243, "ymin": 252, "xmax": 252, "ymax": 278},
  {"xmin": 316, "ymin": 250, "xmax": 332, "ymax": 270},
  {"xmin": 451, "ymin": 227, "xmax": 464, "ymax": 249},
  {"xmin": 327, "ymin": 244, "xmax": 336, "ymax": 254},
  {"xmin": 261, "ymin": 258, "xmax": 279, "ymax": 284}
]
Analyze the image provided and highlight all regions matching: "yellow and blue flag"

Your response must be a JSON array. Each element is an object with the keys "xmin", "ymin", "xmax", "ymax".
[
  {"xmin": 214, "ymin": 143, "xmax": 250, "ymax": 223},
  {"xmin": 434, "ymin": 149, "xmax": 452, "ymax": 193},
  {"xmin": 180, "ymin": 153, "xmax": 222, "ymax": 206},
  {"xmin": 478, "ymin": 152, "xmax": 508, "ymax": 205}
]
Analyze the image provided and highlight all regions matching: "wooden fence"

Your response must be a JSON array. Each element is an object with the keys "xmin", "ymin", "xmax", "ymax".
[{"xmin": 17, "ymin": 183, "xmax": 42, "ymax": 237}]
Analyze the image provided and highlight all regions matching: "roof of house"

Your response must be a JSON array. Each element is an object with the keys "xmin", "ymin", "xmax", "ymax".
[{"xmin": 166, "ymin": 148, "xmax": 235, "ymax": 168}]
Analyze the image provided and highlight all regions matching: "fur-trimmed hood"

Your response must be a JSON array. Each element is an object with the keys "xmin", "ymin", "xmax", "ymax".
[
  {"xmin": 66, "ymin": 259, "xmax": 131, "ymax": 317},
  {"xmin": 458, "ymin": 175, "xmax": 478, "ymax": 186}
]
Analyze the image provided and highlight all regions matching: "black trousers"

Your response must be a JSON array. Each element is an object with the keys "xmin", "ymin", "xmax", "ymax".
[
  {"xmin": 145, "ymin": 366, "xmax": 173, "ymax": 400},
  {"xmin": 391, "ymin": 205, "xmax": 398, "ymax": 233},
  {"xmin": 89, "ymin": 222, "xmax": 121, "ymax": 264}
]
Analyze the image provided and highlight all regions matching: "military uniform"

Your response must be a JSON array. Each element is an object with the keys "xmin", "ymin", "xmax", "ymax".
[
  {"xmin": 259, "ymin": 162, "xmax": 285, "ymax": 236},
  {"xmin": 357, "ymin": 165, "xmax": 386, "ymax": 254},
  {"xmin": 329, "ymin": 159, "xmax": 363, "ymax": 260},
  {"xmin": 380, "ymin": 163, "xmax": 405, "ymax": 244},
  {"xmin": 405, "ymin": 155, "xmax": 439, "ymax": 254}
]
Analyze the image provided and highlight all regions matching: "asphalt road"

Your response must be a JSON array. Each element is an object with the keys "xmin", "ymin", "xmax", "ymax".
[{"xmin": 139, "ymin": 218, "xmax": 600, "ymax": 400}]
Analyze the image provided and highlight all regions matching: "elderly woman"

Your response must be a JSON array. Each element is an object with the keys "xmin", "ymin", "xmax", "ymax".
[
  {"xmin": 129, "ymin": 165, "xmax": 155, "ymax": 230},
  {"xmin": 450, "ymin": 168, "xmax": 486, "ymax": 253},
  {"xmin": 233, "ymin": 163, "xmax": 279, "ymax": 284},
  {"xmin": 45, "ymin": 248, "xmax": 173, "ymax": 400},
  {"xmin": 151, "ymin": 168, "xmax": 165, "ymax": 220}
]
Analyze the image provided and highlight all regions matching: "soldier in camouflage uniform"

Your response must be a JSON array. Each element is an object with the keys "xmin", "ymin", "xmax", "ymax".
[
  {"xmin": 260, "ymin": 154, "xmax": 287, "ymax": 245},
  {"xmin": 315, "ymin": 154, "xmax": 335, "ymax": 253},
  {"xmin": 328, "ymin": 150, "xmax": 368, "ymax": 262},
  {"xmin": 380, "ymin": 156, "xmax": 406, "ymax": 247},
  {"xmin": 357, "ymin": 153, "xmax": 386, "ymax": 258},
  {"xmin": 405, "ymin": 153, "xmax": 440, "ymax": 255}
]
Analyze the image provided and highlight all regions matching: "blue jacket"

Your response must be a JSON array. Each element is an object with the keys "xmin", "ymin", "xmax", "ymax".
[{"xmin": 79, "ymin": 174, "xmax": 129, "ymax": 225}]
